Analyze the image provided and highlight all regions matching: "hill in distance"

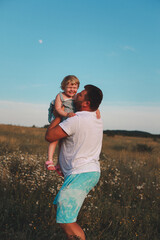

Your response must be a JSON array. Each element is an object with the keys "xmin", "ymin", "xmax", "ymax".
[
  {"xmin": 1, "ymin": 124, "xmax": 159, "ymax": 139},
  {"xmin": 103, "ymin": 130, "xmax": 160, "ymax": 138}
]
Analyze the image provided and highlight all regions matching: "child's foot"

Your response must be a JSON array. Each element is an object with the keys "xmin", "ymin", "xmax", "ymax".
[
  {"xmin": 45, "ymin": 160, "xmax": 53, "ymax": 169},
  {"xmin": 45, "ymin": 160, "xmax": 56, "ymax": 170},
  {"xmin": 54, "ymin": 164, "xmax": 63, "ymax": 177},
  {"xmin": 48, "ymin": 165, "xmax": 63, "ymax": 176},
  {"xmin": 45, "ymin": 161, "xmax": 63, "ymax": 176}
]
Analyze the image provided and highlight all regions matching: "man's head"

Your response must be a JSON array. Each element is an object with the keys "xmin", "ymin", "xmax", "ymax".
[{"xmin": 75, "ymin": 84, "xmax": 103, "ymax": 111}]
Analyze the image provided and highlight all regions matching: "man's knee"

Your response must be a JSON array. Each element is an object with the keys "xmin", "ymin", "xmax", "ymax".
[
  {"xmin": 59, "ymin": 223, "xmax": 85, "ymax": 240},
  {"xmin": 59, "ymin": 223, "xmax": 69, "ymax": 231},
  {"xmin": 59, "ymin": 223, "xmax": 73, "ymax": 238}
]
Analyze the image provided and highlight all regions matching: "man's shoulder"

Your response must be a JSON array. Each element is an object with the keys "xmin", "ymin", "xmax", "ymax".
[
  {"xmin": 77, "ymin": 111, "xmax": 103, "ymax": 126},
  {"xmin": 76, "ymin": 111, "xmax": 95, "ymax": 116},
  {"xmin": 60, "ymin": 112, "xmax": 92, "ymax": 128}
]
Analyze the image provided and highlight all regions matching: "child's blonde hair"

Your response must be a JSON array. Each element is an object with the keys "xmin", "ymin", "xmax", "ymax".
[{"xmin": 61, "ymin": 75, "xmax": 80, "ymax": 90}]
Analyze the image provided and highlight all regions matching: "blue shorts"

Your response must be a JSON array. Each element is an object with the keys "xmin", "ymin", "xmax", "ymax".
[{"xmin": 53, "ymin": 172, "xmax": 100, "ymax": 223}]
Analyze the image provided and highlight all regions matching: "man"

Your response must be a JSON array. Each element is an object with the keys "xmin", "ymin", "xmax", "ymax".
[{"xmin": 45, "ymin": 84, "xmax": 103, "ymax": 240}]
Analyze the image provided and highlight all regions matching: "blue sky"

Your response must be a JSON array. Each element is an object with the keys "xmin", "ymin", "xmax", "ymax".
[{"xmin": 0, "ymin": 0, "xmax": 160, "ymax": 133}]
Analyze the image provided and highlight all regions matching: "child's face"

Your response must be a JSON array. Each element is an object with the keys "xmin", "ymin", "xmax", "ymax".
[{"xmin": 64, "ymin": 82, "xmax": 78, "ymax": 97}]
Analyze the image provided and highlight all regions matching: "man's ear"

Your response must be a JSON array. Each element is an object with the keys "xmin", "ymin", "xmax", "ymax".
[{"xmin": 83, "ymin": 101, "xmax": 90, "ymax": 107}]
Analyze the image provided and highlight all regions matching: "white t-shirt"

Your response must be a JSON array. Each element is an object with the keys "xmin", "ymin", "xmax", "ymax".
[{"xmin": 59, "ymin": 111, "xmax": 103, "ymax": 178}]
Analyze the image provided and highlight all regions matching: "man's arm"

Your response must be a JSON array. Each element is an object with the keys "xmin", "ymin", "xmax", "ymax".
[{"xmin": 45, "ymin": 119, "xmax": 68, "ymax": 143}]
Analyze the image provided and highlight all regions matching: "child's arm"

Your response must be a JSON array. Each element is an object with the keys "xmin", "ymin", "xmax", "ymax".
[{"xmin": 54, "ymin": 94, "xmax": 75, "ymax": 118}]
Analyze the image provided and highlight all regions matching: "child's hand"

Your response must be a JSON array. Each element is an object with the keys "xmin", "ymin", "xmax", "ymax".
[
  {"xmin": 96, "ymin": 109, "xmax": 101, "ymax": 119},
  {"xmin": 67, "ymin": 112, "xmax": 76, "ymax": 118}
]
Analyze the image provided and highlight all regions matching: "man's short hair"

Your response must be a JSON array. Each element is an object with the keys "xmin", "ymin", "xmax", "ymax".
[{"xmin": 84, "ymin": 85, "xmax": 103, "ymax": 111}]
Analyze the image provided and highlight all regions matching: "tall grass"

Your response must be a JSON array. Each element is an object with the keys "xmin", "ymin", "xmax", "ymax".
[{"xmin": 0, "ymin": 124, "xmax": 159, "ymax": 239}]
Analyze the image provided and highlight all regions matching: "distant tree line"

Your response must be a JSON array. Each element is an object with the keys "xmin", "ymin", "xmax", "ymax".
[
  {"xmin": 43, "ymin": 124, "xmax": 160, "ymax": 138},
  {"xmin": 43, "ymin": 124, "xmax": 49, "ymax": 128},
  {"xmin": 103, "ymin": 130, "xmax": 160, "ymax": 138}
]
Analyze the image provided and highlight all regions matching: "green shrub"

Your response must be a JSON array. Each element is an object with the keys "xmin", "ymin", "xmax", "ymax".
[{"xmin": 133, "ymin": 144, "xmax": 153, "ymax": 153}]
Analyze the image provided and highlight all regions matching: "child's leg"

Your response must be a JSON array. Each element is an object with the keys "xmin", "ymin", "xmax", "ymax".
[
  {"xmin": 45, "ymin": 116, "xmax": 63, "ymax": 176},
  {"xmin": 45, "ymin": 133, "xmax": 63, "ymax": 176},
  {"xmin": 45, "ymin": 141, "xmax": 58, "ymax": 170},
  {"xmin": 54, "ymin": 140, "xmax": 61, "ymax": 168},
  {"xmin": 45, "ymin": 116, "xmax": 60, "ymax": 165},
  {"xmin": 48, "ymin": 141, "xmax": 58, "ymax": 161},
  {"xmin": 47, "ymin": 140, "xmax": 63, "ymax": 176}
]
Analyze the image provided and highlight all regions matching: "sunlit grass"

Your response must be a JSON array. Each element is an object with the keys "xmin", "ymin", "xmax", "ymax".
[{"xmin": 0, "ymin": 124, "xmax": 160, "ymax": 239}]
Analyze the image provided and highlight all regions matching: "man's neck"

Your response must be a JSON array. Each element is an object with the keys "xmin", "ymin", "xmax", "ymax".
[{"xmin": 80, "ymin": 106, "xmax": 93, "ymax": 112}]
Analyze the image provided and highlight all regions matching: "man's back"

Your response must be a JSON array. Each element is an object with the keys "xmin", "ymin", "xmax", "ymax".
[{"xmin": 59, "ymin": 111, "xmax": 103, "ymax": 178}]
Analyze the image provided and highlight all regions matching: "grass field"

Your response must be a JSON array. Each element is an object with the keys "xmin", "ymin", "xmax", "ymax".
[{"xmin": 0, "ymin": 124, "xmax": 160, "ymax": 240}]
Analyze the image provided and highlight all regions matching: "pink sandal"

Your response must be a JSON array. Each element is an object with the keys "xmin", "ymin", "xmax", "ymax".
[
  {"xmin": 45, "ymin": 160, "xmax": 53, "ymax": 168},
  {"xmin": 53, "ymin": 165, "xmax": 63, "ymax": 176},
  {"xmin": 45, "ymin": 161, "xmax": 63, "ymax": 176}
]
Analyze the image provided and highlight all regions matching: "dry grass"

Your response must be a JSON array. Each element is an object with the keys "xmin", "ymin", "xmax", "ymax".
[
  {"xmin": 0, "ymin": 124, "xmax": 48, "ymax": 155},
  {"xmin": 0, "ymin": 124, "xmax": 160, "ymax": 240}
]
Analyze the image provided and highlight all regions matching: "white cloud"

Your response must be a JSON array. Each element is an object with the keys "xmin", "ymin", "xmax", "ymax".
[
  {"xmin": 123, "ymin": 45, "xmax": 135, "ymax": 52},
  {"xmin": 101, "ymin": 103, "xmax": 160, "ymax": 134},
  {"xmin": 0, "ymin": 101, "xmax": 48, "ymax": 127},
  {"xmin": 107, "ymin": 51, "xmax": 118, "ymax": 57},
  {"xmin": 17, "ymin": 83, "xmax": 48, "ymax": 90},
  {"xmin": 0, "ymin": 100, "xmax": 160, "ymax": 134}
]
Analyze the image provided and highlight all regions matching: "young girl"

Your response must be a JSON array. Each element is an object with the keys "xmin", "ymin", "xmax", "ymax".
[{"xmin": 45, "ymin": 75, "xmax": 80, "ymax": 175}]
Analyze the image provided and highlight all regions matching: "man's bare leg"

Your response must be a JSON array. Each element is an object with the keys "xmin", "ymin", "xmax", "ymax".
[{"xmin": 59, "ymin": 222, "xmax": 85, "ymax": 240}]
